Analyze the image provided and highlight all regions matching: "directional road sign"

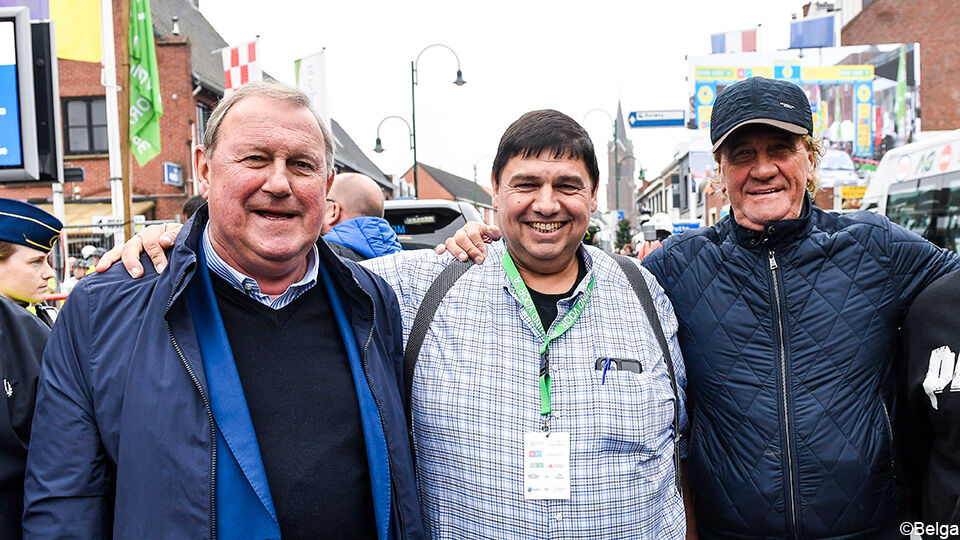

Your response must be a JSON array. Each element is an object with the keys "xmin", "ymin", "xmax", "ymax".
[{"xmin": 627, "ymin": 110, "xmax": 685, "ymax": 128}]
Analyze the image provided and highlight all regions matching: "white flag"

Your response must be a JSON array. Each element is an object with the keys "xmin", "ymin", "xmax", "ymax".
[{"xmin": 294, "ymin": 49, "xmax": 330, "ymax": 129}]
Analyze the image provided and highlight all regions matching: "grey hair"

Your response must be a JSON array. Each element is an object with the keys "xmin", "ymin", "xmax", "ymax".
[{"xmin": 202, "ymin": 80, "xmax": 338, "ymax": 176}]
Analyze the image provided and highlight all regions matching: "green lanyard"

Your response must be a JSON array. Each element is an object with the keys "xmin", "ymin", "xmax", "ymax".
[{"xmin": 502, "ymin": 251, "xmax": 595, "ymax": 428}]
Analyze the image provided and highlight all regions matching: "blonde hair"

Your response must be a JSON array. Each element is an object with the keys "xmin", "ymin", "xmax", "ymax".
[{"xmin": 712, "ymin": 133, "xmax": 824, "ymax": 198}]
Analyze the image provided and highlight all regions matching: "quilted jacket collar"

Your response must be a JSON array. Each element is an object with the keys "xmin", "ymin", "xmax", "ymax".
[{"xmin": 730, "ymin": 193, "xmax": 813, "ymax": 249}]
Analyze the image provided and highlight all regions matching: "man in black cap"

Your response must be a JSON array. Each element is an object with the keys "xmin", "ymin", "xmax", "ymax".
[
  {"xmin": 441, "ymin": 77, "xmax": 960, "ymax": 537},
  {"xmin": 0, "ymin": 197, "xmax": 61, "ymax": 540},
  {"xmin": 639, "ymin": 76, "xmax": 960, "ymax": 538}
]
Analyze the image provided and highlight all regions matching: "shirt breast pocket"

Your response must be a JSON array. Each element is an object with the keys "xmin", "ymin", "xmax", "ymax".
[{"xmin": 588, "ymin": 364, "xmax": 673, "ymax": 462}]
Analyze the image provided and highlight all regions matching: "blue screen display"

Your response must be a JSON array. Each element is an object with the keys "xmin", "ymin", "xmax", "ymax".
[{"xmin": 0, "ymin": 20, "xmax": 21, "ymax": 168}]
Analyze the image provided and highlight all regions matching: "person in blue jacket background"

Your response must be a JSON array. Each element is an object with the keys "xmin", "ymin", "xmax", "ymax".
[
  {"xmin": 23, "ymin": 81, "xmax": 422, "ymax": 540},
  {"xmin": 322, "ymin": 172, "xmax": 402, "ymax": 261}
]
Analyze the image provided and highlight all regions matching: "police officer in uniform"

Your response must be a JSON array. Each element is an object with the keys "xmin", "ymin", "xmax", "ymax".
[{"xmin": 0, "ymin": 198, "xmax": 62, "ymax": 539}]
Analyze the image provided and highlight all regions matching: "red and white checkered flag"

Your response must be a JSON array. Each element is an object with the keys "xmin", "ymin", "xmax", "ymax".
[{"xmin": 221, "ymin": 39, "xmax": 262, "ymax": 95}]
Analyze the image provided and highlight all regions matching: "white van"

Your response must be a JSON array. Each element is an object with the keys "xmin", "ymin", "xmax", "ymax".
[{"xmin": 862, "ymin": 129, "xmax": 960, "ymax": 253}]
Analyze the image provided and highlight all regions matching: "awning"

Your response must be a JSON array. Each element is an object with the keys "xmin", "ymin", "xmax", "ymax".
[{"xmin": 36, "ymin": 201, "xmax": 156, "ymax": 227}]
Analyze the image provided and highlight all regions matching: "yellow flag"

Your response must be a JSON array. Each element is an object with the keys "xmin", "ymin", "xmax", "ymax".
[{"xmin": 50, "ymin": 0, "xmax": 102, "ymax": 63}]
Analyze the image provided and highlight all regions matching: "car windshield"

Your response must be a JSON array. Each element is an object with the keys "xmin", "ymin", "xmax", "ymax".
[{"xmin": 822, "ymin": 151, "xmax": 855, "ymax": 170}]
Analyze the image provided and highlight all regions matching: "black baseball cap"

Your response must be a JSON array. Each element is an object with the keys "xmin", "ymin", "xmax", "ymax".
[{"xmin": 710, "ymin": 77, "xmax": 812, "ymax": 152}]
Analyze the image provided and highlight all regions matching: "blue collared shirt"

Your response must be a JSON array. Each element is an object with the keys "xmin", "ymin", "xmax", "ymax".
[
  {"xmin": 363, "ymin": 241, "xmax": 688, "ymax": 539},
  {"xmin": 201, "ymin": 223, "xmax": 319, "ymax": 309}
]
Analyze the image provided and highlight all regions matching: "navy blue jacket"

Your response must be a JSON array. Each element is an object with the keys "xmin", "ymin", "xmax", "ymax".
[
  {"xmin": 23, "ymin": 210, "xmax": 423, "ymax": 540},
  {"xmin": 643, "ymin": 199, "xmax": 960, "ymax": 538},
  {"xmin": 324, "ymin": 216, "xmax": 402, "ymax": 261}
]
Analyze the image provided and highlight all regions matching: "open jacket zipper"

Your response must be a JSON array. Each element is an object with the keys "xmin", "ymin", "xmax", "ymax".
[
  {"xmin": 167, "ymin": 267, "xmax": 219, "ymax": 540},
  {"xmin": 355, "ymin": 283, "xmax": 408, "ymax": 540}
]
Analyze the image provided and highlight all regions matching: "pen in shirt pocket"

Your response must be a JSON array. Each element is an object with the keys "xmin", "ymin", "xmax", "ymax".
[{"xmin": 596, "ymin": 357, "xmax": 643, "ymax": 384}]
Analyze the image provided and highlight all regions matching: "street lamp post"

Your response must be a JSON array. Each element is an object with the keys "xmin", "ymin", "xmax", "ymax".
[
  {"xmin": 411, "ymin": 44, "xmax": 466, "ymax": 198},
  {"xmin": 372, "ymin": 115, "xmax": 414, "ymax": 197}
]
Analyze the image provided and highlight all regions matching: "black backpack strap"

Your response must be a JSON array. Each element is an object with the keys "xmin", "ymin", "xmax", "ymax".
[
  {"xmin": 611, "ymin": 253, "xmax": 683, "ymax": 495},
  {"xmin": 403, "ymin": 260, "xmax": 475, "ymax": 429}
]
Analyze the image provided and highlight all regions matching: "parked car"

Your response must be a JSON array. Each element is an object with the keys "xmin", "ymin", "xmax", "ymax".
[
  {"xmin": 819, "ymin": 149, "xmax": 864, "ymax": 188},
  {"xmin": 383, "ymin": 199, "xmax": 484, "ymax": 250}
]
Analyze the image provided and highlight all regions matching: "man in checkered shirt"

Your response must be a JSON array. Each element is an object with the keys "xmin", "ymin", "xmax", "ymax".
[
  {"xmin": 365, "ymin": 109, "xmax": 689, "ymax": 538},
  {"xmin": 106, "ymin": 108, "xmax": 690, "ymax": 539}
]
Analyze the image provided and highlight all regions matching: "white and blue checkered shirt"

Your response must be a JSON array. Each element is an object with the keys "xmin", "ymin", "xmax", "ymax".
[
  {"xmin": 201, "ymin": 223, "xmax": 319, "ymax": 309},
  {"xmin": 364, "ymin": 242, "xmax": 688, "ymax": 539}
]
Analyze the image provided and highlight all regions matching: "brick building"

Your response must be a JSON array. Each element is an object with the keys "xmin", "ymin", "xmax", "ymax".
[
  {"xmin": 401, "ymin": 162, "xmax": 495, "ymax": 224},
  {"xmin": 1, "ymin": 0, "xmax": 391, "ymax": 239},
  {"xmin": 842, "ymin": 0, "xmax": 960, "ymax": 132},
  {"xmin": 0, "ymin": 0, "xmax": 223, "ymax": 225}
]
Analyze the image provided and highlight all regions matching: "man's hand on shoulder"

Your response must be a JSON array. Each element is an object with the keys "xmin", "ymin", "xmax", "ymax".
[
  {"xmin": 97, "ymin": 222, "xmax": 182, "ymax": 278},
  {"xmin": 435, "ymin": 222, "xmax": 501, "ymax": 264}
]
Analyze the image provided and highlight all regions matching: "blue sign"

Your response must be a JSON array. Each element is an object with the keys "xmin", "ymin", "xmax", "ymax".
[
  {"xmin": 616, "ymin": 210, "xmax": 624, "ymax": 220},
  {"xmin": 628, "ymin": 110, "xmax": 685, "ymax": 128},
  {"xmin": 789, "ymin": 16, "xmax": 835, "ymax": 49},
  {"xmin": 162, "ymin": 162, "xmax": 182, "ymax": 186}
]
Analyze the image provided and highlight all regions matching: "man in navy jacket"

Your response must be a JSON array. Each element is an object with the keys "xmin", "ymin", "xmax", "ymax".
[
  {"xmin": 23, "ymin": 82, "xmax": 422, "ymax": 540},
  {"xmin": 641, "ymin": 78, "xmax": 960, "ymax": 538}
]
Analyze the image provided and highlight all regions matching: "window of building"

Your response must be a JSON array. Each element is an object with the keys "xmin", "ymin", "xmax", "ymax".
[
  {"xmin": 196, "ymin": 102, "xmax": 212, "ymax": 143},
  {"xmin": 63, "ymin": 97, "xmax": 108, "ymax": 154}
]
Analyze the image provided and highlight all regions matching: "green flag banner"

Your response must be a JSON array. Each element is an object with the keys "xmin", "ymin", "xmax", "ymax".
[
  {"xmin": 129, "ymin": 0, "xmax": 162, "ymax": 165},
  {"xmin": 895, "ymin": 45, "xmax": 906, "ymax": 136}
]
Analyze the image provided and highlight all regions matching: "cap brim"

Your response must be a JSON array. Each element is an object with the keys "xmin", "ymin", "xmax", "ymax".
[{"xmin": 712, "ymin": 118, "xmax": 810, "ymax": 152}]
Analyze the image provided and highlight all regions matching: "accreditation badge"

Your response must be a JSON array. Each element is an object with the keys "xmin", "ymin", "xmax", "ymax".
[{"xmin": 523, "ymin": 431, "xmax": 570, "ymax": 500}]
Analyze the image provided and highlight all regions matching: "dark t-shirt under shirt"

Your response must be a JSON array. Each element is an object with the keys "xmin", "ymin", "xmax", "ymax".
[
  {"xmin": 211, "ymin": 272, "xmax": 376, "ymax": 540},
  {"xmin": 527, "ymin": 253, "xmax": 588, "ymax": 329}
]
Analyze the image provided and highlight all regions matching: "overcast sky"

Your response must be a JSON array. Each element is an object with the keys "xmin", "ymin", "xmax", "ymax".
[{"xmin": 197, "ymin": 0, "xmax": 805, "ymax": 207}]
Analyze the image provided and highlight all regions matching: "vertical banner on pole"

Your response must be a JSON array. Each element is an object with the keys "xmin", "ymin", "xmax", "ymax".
[
  {"xmin": 129, "ymin": 0, "xmax": 162, "ymax": 165},
  {"xmin": 895, "ymin": 45, "xmax": 907, "ymax": 137},
  {"xmin": 695, "ymin": 82, "xmax": 716, "ymax": 130},
  {"xmin": 294, "ymin": 49, "xmax": 330, "ymax": 129},
  {"xmin": 854, "ymin": 81, "xmax": 873, "ymax": 157}
]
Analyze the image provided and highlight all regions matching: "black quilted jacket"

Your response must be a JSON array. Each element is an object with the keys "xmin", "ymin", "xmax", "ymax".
[{"xmin": 643, "ymin": 197, "xmax": 960, "ymax": 538}]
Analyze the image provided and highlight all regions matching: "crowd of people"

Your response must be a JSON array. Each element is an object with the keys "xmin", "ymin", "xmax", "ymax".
[{"xmin": 1, "ymin": 77, "xmax": 958, "ymax": 539}]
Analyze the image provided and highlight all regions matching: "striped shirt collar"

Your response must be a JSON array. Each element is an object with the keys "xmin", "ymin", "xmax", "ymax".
[{"xmin": 200, "ymin": 223, "xmax": 319, "ymax": 310}]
